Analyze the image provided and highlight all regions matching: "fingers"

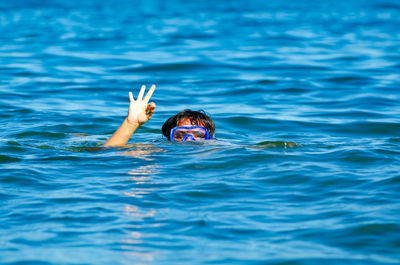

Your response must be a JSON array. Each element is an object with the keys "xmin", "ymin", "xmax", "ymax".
[
  {"xmin": 130, "ymin": 84, "xmax": 156, "ymax": 103},
  {"xmin": 146, "ymin": 102, "xmax": 156, "ymax": 118},
  {"xmin": 143, "ymin": 84, "xmax": 156, "ymax": 103},
  {"xmin": 146, "ymin": 102, "xmax": 156, "ymax": 111},
  {"xmin": 137, "ymin": 85, "xmax": 146, "ymax": 101}
]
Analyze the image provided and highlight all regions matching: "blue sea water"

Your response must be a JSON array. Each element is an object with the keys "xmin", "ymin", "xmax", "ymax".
[{"xmin": 1, "ymin": 0, "xmax": 400, "ymax": 264}]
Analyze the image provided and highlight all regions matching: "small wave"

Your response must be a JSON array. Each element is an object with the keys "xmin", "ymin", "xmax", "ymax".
[
  {"xmin": 13, "ymin": 131, "xmax": 68, "ymax": 139},
  {"xmin": 322, "ymin": 75, "xmax": 373, "ymax": 83},
  {"xmin": 0, "ymin": 155, "xmax": 21, "ymax": 163},
  {"xmin": 251, "ymin": 141, "xmax": 300, "ymax": 148},
  {"xmin": 117, "ymin": 62, "xmax": 210, "ymax": 73}
]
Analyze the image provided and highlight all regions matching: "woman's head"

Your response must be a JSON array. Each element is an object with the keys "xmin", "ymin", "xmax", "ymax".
[{"xmin": 162, "ymin": 109, "xmax": 215, "ymax": 140}]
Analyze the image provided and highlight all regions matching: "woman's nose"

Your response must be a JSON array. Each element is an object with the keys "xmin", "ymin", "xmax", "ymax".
[{"xmin": 182, "ymin": 134, "xmax": 195, "ymax": 141}]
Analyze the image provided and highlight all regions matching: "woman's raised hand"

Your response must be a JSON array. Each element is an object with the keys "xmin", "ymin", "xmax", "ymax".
[
  {"xmin": 127, "ymin": 84, "xmax": 156, "ymax": 126},
  {"xmin": 104, "ymin": 84, "xmax": 156, "ymax": 147}
]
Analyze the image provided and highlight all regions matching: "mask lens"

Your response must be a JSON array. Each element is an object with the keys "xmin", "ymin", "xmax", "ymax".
[
  {"xmin": 191, "ymin": 129, "xmax": 206, "ymax": 139},
  {"xmin": 173, "ymin": 130, "xmax": 187, "ymax": 140},
  {"xmin": 171, "ymin": 126, "xmax": 209, "ymax": 141}
]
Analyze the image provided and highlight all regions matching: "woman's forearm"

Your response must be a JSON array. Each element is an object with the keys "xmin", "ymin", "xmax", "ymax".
[
  {"xmin": 104, "ymin": 118, "xmax": 140, "ymax": 147},
  {"xmin": 104, "ymin": 85, "xmax": 156, "ymax": 147}
]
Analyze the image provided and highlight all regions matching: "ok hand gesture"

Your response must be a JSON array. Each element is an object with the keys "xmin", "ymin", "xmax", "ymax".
[{"xmin": 127, "ymin": 84, "xmax": 156, "ymax": 126}]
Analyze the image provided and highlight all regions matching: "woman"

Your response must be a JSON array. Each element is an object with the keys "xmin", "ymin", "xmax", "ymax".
[{"xmin": 104, "ymin": 85, "xmax": 215, "ymax": 147}]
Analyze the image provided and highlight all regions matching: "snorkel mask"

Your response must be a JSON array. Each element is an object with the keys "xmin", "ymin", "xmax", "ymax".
[{"xmin": 169, "ymin": 126, "xmax": 213, "ymax": 141}]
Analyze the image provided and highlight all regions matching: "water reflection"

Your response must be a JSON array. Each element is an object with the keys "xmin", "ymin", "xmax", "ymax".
[
  {"xmin": 122, "ymin": 163, "xmax": 160, "ymax": 264},
  {"xmin": 123, "ymin": 165, "xmax": 159, "ymax": 198},
  {"xmin": 127, "ymin": 165, "xmax": 159, "ymax": 183},
  {"xmin": 122, "ymin": 143, "xmax": 165, "ymax": 161},
  {"xmin": 124, "ymin": 164, "xmax": 159, "ymax": 215},
  {"xmin": 124, "ymin": 205, "xmax": 156, "ymax": 219}
]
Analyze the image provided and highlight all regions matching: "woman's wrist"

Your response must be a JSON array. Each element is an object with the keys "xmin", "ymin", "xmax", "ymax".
[{"xmin": 125, "ymin": 118, "xmax": 140, "ymax": 129}]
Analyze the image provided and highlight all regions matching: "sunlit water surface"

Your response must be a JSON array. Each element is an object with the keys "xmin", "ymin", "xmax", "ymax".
[{"xmin": 1, "ymin": 0, "xmax": 400, "ymax": 264}]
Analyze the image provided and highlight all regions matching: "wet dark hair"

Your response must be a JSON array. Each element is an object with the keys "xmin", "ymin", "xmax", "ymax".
[{"xmin": 162, "ymin": 109, "xmax": 216, "ymax": 140}]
